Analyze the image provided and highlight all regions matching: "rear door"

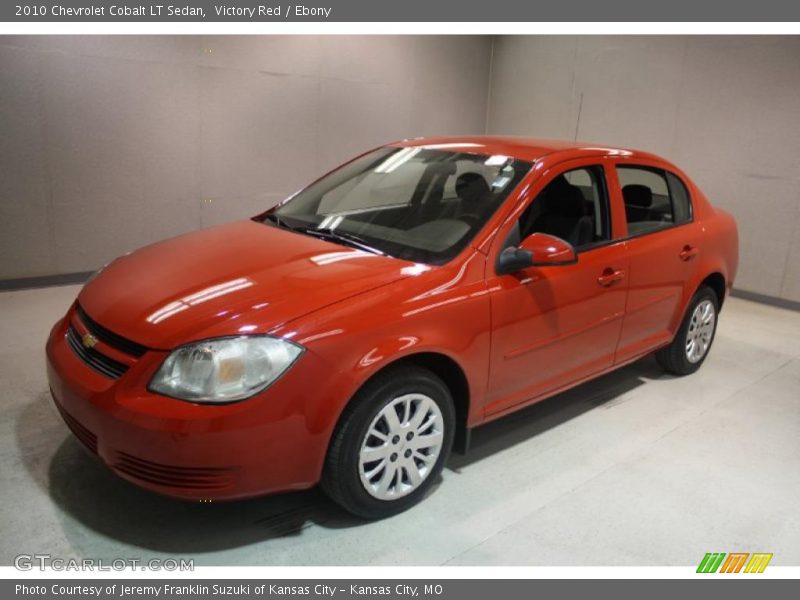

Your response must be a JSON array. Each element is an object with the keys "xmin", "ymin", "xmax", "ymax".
[{"xmin": 612, "ymin": 163, "xmax": 703, "ymax": 363}]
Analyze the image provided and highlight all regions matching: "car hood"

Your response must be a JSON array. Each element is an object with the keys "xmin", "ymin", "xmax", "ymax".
[{"xmin": 78, "ymin": 220, "xmax": 414, "ymax": 349}]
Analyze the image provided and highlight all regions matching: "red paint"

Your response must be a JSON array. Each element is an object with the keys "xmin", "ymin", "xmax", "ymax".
[{"xmin": 46, "ymin": 137, "xmax": 739, "ymax": 500}]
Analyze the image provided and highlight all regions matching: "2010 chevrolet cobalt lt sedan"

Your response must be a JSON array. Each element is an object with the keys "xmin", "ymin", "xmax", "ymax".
[{"xmin": 47, "ymin": 137, "xmax": 739, "ymax": 518}]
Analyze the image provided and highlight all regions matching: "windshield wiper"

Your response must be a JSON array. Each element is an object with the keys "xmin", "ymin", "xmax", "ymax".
[
  {"xmin": 296, "ymin": 227, "xmax": 387, "ymax": 257},
  {"xmin": 263, "ymin": 213, "xmax": 292, "ymax": 229},
  {"xmin": 265, "ymin": 215, "xmax": 387, "ymax": 257}
]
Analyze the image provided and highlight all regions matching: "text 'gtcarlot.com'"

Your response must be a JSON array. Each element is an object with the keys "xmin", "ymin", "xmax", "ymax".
[{"xmin": 14, "ymin": 554, "xmax": 193, "ymax": 571}]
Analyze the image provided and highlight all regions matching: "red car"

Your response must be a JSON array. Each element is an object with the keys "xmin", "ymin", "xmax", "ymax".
[{"xmin": 47, "ymin": 137, "xmax": 739, "ymax": 518}]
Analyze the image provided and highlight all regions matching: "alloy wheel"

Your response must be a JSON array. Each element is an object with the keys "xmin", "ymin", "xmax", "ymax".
[
  {"xmin": 685, "ymin": 299, "xmax": 716, "ymax": 363},
  {"xmin": 358, "ymin": 393, "xmax": 444, "ymax": 500}
]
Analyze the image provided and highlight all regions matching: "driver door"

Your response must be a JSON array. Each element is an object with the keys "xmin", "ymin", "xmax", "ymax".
[{"xmin": 484, "ymin": 161, "xmax": 629, "ymax": 417}]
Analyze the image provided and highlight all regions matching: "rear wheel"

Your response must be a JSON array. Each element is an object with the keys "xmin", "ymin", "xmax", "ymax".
[
  {"xmin": 321, "ymin": 364, "xmax": 455, "ymax": 519},
  {"xmin": 656, "ymin": 285, "xmax": 719, "ymax": 375}
]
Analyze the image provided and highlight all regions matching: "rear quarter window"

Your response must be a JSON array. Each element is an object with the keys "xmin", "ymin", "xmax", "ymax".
[{"xmin": 665, "ymin": 171, "xmax": 693, "ymax": 224}]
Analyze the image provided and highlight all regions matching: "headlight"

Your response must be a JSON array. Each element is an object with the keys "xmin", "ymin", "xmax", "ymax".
[{"xmin": 148, "ymin": 336, "xmax": 303, "ymax": 403}]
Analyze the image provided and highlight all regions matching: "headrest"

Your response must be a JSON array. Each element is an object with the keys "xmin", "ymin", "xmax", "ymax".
[
  {"xmin": 543, "ymin": 176, "xmax": 585, "ymax": 218},
  {"xmin": 455, "ymin": 173, "xmax": 491, "ymax": 204},
  {"xmin": 622, "ymin": 184, "xmax": 653, "ymax": 208}
]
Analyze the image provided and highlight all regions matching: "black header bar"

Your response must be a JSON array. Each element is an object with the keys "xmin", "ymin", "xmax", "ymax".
[{"xmin": 4, "ymin": 0, "xmax": 800, "ymax": 22}]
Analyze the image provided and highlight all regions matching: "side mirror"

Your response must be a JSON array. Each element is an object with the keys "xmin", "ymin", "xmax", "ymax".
[{"xmin": 497, "ymin": 233, "xmax": 577, "ymax": 275}]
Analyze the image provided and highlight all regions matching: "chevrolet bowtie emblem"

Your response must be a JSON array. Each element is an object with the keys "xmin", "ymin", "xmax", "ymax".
[{"xmin": 81, "ymin": 333, "xmax": 98, "ymax": 349}]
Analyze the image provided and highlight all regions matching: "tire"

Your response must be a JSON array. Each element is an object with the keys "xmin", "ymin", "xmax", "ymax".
[
  {"xmin": 321, "ymin": 364, "xmax": 455, "ymax": 519},
  {"xmin": 656, "ymin": 285, "xmax": 719, "ymax": 375}
]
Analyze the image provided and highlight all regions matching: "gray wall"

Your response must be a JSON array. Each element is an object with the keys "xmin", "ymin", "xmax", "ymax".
[
  {"xmin": 487, "ymin": 35, "xmax": 800, "ymax": 303},
  {"xmin": 0, "ymin": 35, "xmax": 491, "ymax": 280},
  {"xmin": 3, "ymin": 35, "xmax": 799, "ymax": 303}
]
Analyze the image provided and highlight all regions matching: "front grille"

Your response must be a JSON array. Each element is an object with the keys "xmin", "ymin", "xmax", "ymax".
[
  {"xmin": 76, "ymin": 305, "xmax": 148, "ymax": 358},
  {"xmin": 54, "ymin": 402, "xmax": 98, "ymax": 454},
  {"xmin": 66, "ymin": 324, "xmax": 129, "ymax": 379},
  {"xmin": 114, "ymin": 452, "xmax": 236, "ymax": 490}
]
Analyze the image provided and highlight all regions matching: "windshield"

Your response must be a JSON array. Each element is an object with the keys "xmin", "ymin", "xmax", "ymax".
[{"xmin": 267, "ymin": 147, "xmax": 533, "ymax": 265}]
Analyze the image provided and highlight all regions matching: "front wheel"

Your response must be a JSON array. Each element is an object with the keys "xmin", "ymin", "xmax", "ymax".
[
  {"xmin": 656, "ymin": 285, "xmax": 719, "ymax": 375},
  {"xmin": 321, "ymin": 364, "xmax": 455, "ymax": 519}
]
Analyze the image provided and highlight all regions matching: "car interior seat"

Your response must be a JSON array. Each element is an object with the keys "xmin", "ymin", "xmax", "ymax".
[
  {"xmin": 404, "ymin": 161, "xmax": 457, "ymax": 227},
  {"xmin": 455, "ymin": 173, "xmax": 492, "ymax": 225},
  {"xmin": 622, "ymin": 184, "xmax": 654, "ymax": 224},
  {"xmin": 529, "ymin": 176, "xmax": 593, "ymax": 247}
]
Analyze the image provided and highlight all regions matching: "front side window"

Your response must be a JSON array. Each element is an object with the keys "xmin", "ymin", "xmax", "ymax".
[
  {"xmin": 518, "ymin": 165, "xmax": 611, "ymax": 250},
  {"xmin": 269, "ymin": 147, "xmax": 532, "ymax": 264},
  {"xmin": 617, "ymin": 166, "xmax": 693, "ymax": 235}
]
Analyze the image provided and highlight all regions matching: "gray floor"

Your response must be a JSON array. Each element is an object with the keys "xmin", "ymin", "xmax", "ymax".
[{"xmin": 0, "ymin": 285, "xmax": 798, "ymax": 566}]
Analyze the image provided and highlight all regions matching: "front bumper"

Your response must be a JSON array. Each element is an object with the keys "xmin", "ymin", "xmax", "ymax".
[{"xmin": 45, "ymin": 310, "xmax": 343, "ymax": 501}]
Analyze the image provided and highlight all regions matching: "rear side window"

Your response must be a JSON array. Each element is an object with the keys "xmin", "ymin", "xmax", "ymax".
[{"xmin": 617, "ymin": 166, "xmax": 693, "ymax": 235}]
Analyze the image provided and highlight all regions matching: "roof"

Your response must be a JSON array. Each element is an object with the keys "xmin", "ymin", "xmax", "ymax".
[{"xmin": 393, "ymin": 135, "xmax": 663, "ymax": 164}]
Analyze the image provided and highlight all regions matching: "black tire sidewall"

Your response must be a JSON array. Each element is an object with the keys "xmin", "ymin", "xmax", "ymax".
[
  {"xmin": 325, "ymin": 368, "xmax": 455, "ymax": 519},
  {"xmin": 673, "ymin": 287, "xmax": 719, "ymax": 374}
]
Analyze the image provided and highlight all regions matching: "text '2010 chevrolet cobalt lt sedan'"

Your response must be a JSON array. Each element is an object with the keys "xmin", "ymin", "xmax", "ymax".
[{"xmin": 47, "ymin": 137, "xmax": 739, "ymax": 518}]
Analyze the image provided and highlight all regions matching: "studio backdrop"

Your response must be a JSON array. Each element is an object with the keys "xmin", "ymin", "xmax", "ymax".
[{"xmin": 1, "ymin": 35, "xmax": 798, "ymax": 304}]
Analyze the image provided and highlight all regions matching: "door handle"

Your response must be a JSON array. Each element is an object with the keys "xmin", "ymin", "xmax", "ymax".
[
  {"xmin": 679, "ymin": 245, "xmax": 698, "ymax": 261},
  {"xmin": 597, "ymin": 268, "xmax": 625, "ymax": 287}
]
